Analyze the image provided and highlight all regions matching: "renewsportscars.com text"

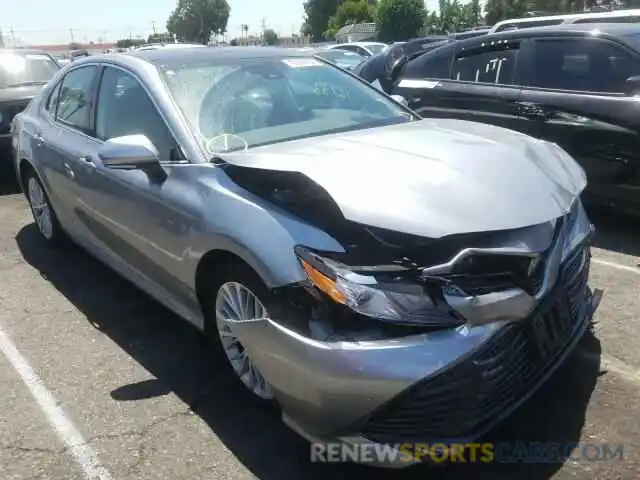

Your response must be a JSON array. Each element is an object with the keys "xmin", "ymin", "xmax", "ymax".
[{"xmin": 310, "ymin": 442, "xmax": 625, "ymax": 464}]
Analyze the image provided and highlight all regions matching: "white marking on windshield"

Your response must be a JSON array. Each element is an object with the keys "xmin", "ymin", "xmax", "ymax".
[{"xmin": 397, "ymin": 79, "xmax": 440, "ymax": 89}]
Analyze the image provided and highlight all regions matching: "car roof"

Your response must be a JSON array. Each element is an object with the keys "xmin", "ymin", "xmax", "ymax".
[
  {"xmin": 127, "ymin": 46, "xmax": 311, "ymax": 64},
  {"xmin": 490, "ymin": 8, "xmax": 640, "ymax": 31},
  {"xmin": 450, "ymin": 22, "xmax": 640, "ymax": 48},
  {"xmin": 333, "ymin": 42, "xmax": 386, "ymax": 47}
]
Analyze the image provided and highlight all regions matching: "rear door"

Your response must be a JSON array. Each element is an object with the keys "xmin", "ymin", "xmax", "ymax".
[
  {"xmin": 35, "ymin": 64, "xmax": 100, "ymax": 233},
  {"xmin": 394, "ymin": 39, "xmax": 525, "ymax": 132},
  {"xmin": 515, "ymin": 35, "xmax": 640, "ymax": 210}
]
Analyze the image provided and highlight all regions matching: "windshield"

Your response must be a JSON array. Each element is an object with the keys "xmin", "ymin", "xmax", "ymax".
[
  {"xmin": 314, "ymin": 50, "xmax": 364, "ymax": 69},
  {"xmin": 365, "ymin": 44, "xmax": 388, "ymax": 55},
  {"xmin": 0, "ymin": 52, "xmax": 59, "ymax": 88},
  {"xmin": 159, "ymin": 56, "xmax": 414, "ymax": 153}
]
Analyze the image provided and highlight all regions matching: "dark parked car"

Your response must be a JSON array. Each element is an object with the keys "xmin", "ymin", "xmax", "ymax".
[
  {"xmin": 0, "ymin": 49, "xmax": 60, "ymax": 177},
  {"xmin": 382, "ymin": 24, "xmax": 640, "ymax": 217},
  {"xmin": 353, "ymin": 39, "xmax": 453, "ymax": 92}
]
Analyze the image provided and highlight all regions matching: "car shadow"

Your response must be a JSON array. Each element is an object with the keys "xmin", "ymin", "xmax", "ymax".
[
  {"xmin": 15, "ymin": 224, "xmax": 601, "ymax": 480},
  {"xmin": 0, "ymin": 176, "xmax": 20, "ymax": 196},
  {"xmin": 588, "ymin": 206, "xmax": 640, "ymax": 259}
]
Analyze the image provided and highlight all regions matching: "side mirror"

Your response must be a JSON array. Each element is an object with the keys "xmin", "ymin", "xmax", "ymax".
[
  {"xmin": 389, "ymin": 55, "xmax": 408, "ymax": 86},
  {"xmin": 391, "ymin": 94, "xmax": 408, "ymax": 106},
  {"xmin": 98, "ymin": 134, "xmax": 161, "ymax": 170},
  {"xmin": 623, "ymin": 75, "xmax": 640, "ymax": 96}
]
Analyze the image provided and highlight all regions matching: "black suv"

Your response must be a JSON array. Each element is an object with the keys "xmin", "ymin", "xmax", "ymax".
[
  {"xmin": 0, "ymin": 49, "xmax": 60, "ymax": 178},
  {"xmin": 380, "ymin": 23, "xmax": 640, "ymax": 217}
]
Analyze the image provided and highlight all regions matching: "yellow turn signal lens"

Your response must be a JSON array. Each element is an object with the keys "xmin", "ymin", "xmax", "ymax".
[{"xmin": 300, "ymin": 259, "xmax": 346, "ymax": 304}]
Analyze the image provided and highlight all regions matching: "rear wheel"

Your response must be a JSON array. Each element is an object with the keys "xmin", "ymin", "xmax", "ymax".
[{"xmin": 24, "ymin": 171, "xmax": 66, "ymax": 245}]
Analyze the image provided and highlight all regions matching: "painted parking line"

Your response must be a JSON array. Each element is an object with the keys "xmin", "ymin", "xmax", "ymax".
[
  {"xmin": 592, "ymin": 258, "xmax": 640, "ymax": 275},
  {"xmin": 0, "ymin": 328, "xmax": 114, "ymax": 480}
]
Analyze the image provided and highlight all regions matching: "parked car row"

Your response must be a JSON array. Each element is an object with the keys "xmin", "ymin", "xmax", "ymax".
[
  {"xmin": 10, "ymin": 42, "xmax": 600, "ymax": 467},
  {"xmin": 354, "ymin": 22, "xmax": 640, "ymax": 218}
]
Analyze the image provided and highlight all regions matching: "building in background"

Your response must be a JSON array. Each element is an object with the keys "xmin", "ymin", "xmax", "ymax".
[{"xmin": 335, "ymin": 23, "xmax": 377, "ymax": 44}]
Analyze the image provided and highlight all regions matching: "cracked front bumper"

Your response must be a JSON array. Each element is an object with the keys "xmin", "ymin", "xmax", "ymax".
[{"xmin": 226, "ymin": 244, "xmax": 599, "ymax": 463}]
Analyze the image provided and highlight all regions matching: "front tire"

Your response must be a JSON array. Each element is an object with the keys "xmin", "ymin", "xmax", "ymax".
[
  {"xmin": 24, "ymin": 171, "xmax": 66, "ymax": 246},
  {"xmin": 204, "ymin": 263, "xmax": 278, "ymax": 407}
]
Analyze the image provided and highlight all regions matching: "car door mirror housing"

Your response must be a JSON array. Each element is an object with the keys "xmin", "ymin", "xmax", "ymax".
[
  {"xmin": 387, "ymin": 45, "xmax": 408, "ymax": 89},
  {"xmin": 98, "ymin": 134, "xmax": 161, "ymax": 170},
  {"xmin": 623, "ymin": 75, "xmax": 640, "ymax": 96}
]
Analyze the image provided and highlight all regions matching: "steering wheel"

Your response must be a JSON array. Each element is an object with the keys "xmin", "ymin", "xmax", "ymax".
[
  {"xmin": 205, "ymin": 133, "xmax": 249, "ymax": 154},
  {"xmin": 200, "ymin": 95, "xmax": 266, "ymax": 138}
]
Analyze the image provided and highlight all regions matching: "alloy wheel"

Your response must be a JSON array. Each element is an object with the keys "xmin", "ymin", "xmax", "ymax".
[
  {"xmin": 27, "ymin": 177, "xmax": 53, "ymax": 240},
  {"xmin": 214, "ymin": 281, "xmax": 275, "ymax": 400}
]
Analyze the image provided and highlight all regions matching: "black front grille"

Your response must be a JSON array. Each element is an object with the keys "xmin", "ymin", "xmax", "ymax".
[
  {"xmin": 361, "ymin": 246, "xmax": 590, "ymax": 445},
  {"xmin": 0, "ymin": 101, "xmax": 30, "ymax": 134}
]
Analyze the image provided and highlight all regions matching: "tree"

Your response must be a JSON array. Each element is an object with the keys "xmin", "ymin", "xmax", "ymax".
[
  {"xmin": 148, "ymin": 32, "xmax": 174, "ymax": 43},
  {"xmin": 115, "ymin": 38, "xmax": 144, "ymax": 49},
  {"xmin": 303, "ymin": 0, "xmax": 340, "ymax": 41},
  {"xmin": 376, "ymin": 0, "xmax": 426, "ymax": 42},
  {"xmin": 484, "ymin": 0, "xmax": 529, "ymax": 26},
  {"xmin": 263, "ymin": 28, "xmax": 279, "ymax": 45},
  {"xmin": 325, "ymin": 0, "xmax": 376, "ymax": 38},
  {"xmin": 167, "ymin": 0, "xmax": 230, "ymax": 44}
]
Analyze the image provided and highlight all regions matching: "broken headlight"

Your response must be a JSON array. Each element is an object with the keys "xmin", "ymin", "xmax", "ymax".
[
  {"xmin": 295, "ymin": 246, "xmax": 462, "ymax": 327},
  {"xmin": 562, "ymin": 199, "xmax": 593, "ymax": 260}
]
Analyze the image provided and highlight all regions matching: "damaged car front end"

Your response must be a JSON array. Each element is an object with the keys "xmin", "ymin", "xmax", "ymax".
[{"xmin": 211, "ymin": 123, "xmax": 601, "ymax": 467}]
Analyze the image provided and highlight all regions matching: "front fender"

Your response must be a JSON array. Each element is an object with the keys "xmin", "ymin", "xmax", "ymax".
[{"xmin": 195, "ymin": 171, "xmax": 346, "ymax": 289}]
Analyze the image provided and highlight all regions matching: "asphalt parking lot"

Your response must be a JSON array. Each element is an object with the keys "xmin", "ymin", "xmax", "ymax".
[{"xmin": 1, "ymin": 177, "xmax": 640, "ymax": 480}]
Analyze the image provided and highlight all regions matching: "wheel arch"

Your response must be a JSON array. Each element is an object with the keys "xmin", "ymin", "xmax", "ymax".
[{"xmin": 194, "ymin": 248, "xmax": 273, "ymax": 329}]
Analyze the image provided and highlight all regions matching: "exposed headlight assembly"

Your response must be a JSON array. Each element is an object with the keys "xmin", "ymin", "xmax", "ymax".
[{"xmin": 294, "ymin": 246, "xmax": 462, "ymax": 327}]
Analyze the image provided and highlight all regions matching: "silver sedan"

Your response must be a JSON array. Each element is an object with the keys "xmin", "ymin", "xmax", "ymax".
[{"xmin": 11, "ymin": 46, "xmax": 600, "ymax": 466}]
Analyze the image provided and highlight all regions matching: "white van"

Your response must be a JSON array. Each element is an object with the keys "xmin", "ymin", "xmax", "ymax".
[{"xmin": 489, "ymin": 9, "xmax": 640, "ymax": 33}]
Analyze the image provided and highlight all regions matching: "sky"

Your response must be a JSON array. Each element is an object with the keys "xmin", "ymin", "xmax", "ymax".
[{"xmin": 0, "ymin": 0, "xmax": 452, "ymax": 45}]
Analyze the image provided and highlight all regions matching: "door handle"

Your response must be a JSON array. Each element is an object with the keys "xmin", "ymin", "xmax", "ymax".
[
  {"xmin": 34, "ymin": 132, "xmax": 46, "ymax": 146},
  {"xmin": 79, "ymin": 155, "xmax": 95, "ymax": 166}
]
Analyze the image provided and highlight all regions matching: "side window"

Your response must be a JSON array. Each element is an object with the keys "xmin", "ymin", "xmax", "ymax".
[
  {"xmin": 451, "ymin": 42, "xmax": 519, "ymax": 85},
  {"xmin": 356, "ymin": 46, "xmax": 370, "ymax": 57},
  {"xmin": 95, "ymin": 67, "xmax": 180, "ymax": 161},
  {"xmin": 523, "ymin": 38, "xmax": 640, "ymax": 93},
  {"xmin": 45, "ymin": 82, "xmax": 61, "ymax": 115},
  {"xmin": 404, "ymin": 48, "xmax": 453, "ymax": 79},
  {"xmin": 339, "ymin": 45, "xmax": 357, "ymax": 53},
  {"xmin": 56, "ymin": 66, "xmax": 97, "ymax": 131}
]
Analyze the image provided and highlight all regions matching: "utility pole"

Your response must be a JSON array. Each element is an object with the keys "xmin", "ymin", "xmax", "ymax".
[
  {"xmin": 10, "ymin": 28, "xmax": 16, "ymax": 47},
  {"xmin": 152, "ymin": 21, "xmax": 157, "ymax": 34},
  {"xmin": 69, "ymin": 28, "xmax": 75, "ymax": 43}
]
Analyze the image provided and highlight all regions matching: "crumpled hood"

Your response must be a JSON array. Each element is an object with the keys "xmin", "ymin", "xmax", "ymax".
[{"xmin": 221, "ymin": 119, "xmax": 587, "ymax": 238}]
